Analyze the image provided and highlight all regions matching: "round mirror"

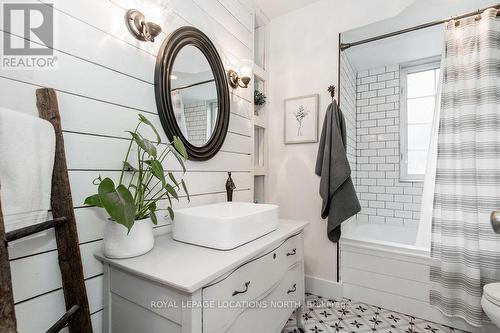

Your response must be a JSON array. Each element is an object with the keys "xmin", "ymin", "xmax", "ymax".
[
  {"xmin": 170, "ymin": 46, "xmax": 218, "ymax": 147},
  {"xmin": 155, "ymin": 27, "xmax": 230, "ymax": 161}
]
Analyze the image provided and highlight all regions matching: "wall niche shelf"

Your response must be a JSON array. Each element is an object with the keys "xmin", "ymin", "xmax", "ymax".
[{"xmin": 252, "ymin": 9, "xmax": 270, "ymax": 204}]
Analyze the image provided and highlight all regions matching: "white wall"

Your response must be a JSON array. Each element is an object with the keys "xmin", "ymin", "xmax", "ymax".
[
  {"xmin": 267, "ymin": 0, "xmax": 414, "ymax": 282},
  {"xmin": 0, "ymin": 0, "xmax": 254, "ymax": 331}
]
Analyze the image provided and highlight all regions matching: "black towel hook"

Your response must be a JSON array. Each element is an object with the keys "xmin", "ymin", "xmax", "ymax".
[{"xmin": 328, "ymin": 85, "xmax": 335, "ymax": 102}]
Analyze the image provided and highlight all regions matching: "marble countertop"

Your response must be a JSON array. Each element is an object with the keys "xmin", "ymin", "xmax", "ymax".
[{"xmin": 95, "ymin": 219, "xmax": 308, "ymax": 293}]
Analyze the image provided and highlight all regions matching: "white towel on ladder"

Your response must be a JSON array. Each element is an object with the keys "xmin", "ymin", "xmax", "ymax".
[{"xmin": 0, "ymin": 107, "xmax": 56, "ymax": 232}]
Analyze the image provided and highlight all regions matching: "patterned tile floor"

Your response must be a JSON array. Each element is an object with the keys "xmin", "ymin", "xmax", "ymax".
[{"xmin": 282, "ymin": 293, "xmax": 468, "ymax": 333}]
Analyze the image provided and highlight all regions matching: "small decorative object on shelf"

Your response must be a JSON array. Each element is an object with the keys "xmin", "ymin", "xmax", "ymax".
[
  {"xmin": 254, "ymin": 89, "xmax": 267, "ymax": 115},
  {"xmin": 254, "ymin": 89, "xmax": 266, "ymax": 106},
  {"xmin": 84, "ymin": 115, "xmax": 190, "ymax": 258}
]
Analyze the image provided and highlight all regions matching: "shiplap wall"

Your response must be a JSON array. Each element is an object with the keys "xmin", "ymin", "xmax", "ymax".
[{"xmin": 0, "ymin": 0, "xmax": 255, "ymax": 331}]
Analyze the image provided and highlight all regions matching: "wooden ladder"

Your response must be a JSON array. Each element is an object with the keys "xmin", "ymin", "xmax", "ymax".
[{"xmin": 0, "ymin": 88, "xmax": 93, "ymax": 333}]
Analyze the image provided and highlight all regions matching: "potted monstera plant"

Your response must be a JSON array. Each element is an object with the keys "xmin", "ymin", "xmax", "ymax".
[{"xmin": 84, "ymin": 115, "xmax": 189, "ymax": 258}]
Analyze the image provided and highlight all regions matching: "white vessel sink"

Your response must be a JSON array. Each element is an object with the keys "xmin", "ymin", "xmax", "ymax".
[{"xmin": 172, "ymin": 202, "xmax": 279, "ymax": 250}]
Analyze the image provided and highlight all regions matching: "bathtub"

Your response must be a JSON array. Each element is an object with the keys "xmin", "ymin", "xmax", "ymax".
[{"xmin": 340, "ymin": 220, "xmax": 479, "ymax": 332}]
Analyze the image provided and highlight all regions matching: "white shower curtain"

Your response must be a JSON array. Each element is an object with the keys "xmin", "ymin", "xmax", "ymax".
[
  {"xmin": 416, "ymin": 56, "xmax": 443, "ymax": 250},
  {"xmin": 430, "ymin": 8, "xmax": 500, "ymax": 327},
  {"xmin": 171, "ymin": 90, "xmax": 188, "ymax": 136}
]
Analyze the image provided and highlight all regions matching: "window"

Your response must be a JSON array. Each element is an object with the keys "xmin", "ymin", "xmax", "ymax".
[{"xmin": 400, "ymin": 60, "xmax": 440, "ymax": 181}]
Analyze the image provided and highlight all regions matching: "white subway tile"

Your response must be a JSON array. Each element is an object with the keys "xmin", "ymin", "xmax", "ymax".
[
  {"xmin": 369, "ymin": 96, "xmax": 386, "ymax": 105},
  {"xmin": 404, "ymin": 187, "xmax": 423, "ymax": 195},
  {"xmin": 386, "ymin": 186, "xmax": 403, "ymax": 194},
  {"xmin": 377, "ymin": 72, "xmax": 395, "ymax": 81},
  {"xmin": 395, "ymin": 210, "xmax": 413, "ymax": 218},
  {"xmin": 361, "ymin": 76, "xmax": 377, "ymax": 84},
  {"xmin": 378, "ymin": 164, "xmax": 395, "ymax": 171},
  {"xmin": 377, "ymin": 87, "xmax": 395, "ymax": 96},
  {"xmin": 377, "ymin": 194, "xmax": 394, "ymax": 202},
  {"xmin": 377, "ymin": 178, "xmax": 393, "ymax": 186},
  {"xmin": 377, "ymin": 208, "xmax": 394, "ymax": 217},
  {"xmin": 377, "ymin": 118, "xmax": 394, "ymax": 126},
  {"xmin": 386, "ymin": 79, "xmax": 399, "ymax": 88},
  {"xmin": 369, "ymin": 201, "xmax": 385, "ymax": 208},
  {"xmin": 369, "ymin": 82, "xmax": 385, "ymax": 90},
  {"xmin": 369, "ymin": 111, "xmax": 387, "ymax": 120},
  {"xmin": 395, "ymin": 194, "xmax": 413, "ymax": 203},
  {"xmin": 386, "ymin": 94, "xmax": 399, "ymax": 103},
  {"xmin": 386, "ymin": 201, "xmax": 403, "ymax": 210}
]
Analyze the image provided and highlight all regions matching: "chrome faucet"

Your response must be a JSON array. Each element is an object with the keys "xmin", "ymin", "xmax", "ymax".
[{"xmin": 226, "ymin": 172, "xmax": 236, "ymax": 202}]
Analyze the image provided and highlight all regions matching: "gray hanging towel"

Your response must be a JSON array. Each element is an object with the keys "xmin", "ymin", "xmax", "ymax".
[{"xmin": 315, "ymin": 101, "xmax": 360, "ymax": 242}]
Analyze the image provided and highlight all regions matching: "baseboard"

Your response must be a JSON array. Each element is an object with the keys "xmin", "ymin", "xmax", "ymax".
[{"xmin": 305, "ymin": 275, "xmax": 343, "ymax": 299}]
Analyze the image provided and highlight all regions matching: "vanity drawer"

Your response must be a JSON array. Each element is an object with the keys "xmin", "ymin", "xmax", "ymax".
[
  {"xmin": 202, "ymin": 233, "xmax": 303, "ymax": 333},
  {"xmin": 227, "ymin": 265, "xmax": 304, "ymax": 333}
]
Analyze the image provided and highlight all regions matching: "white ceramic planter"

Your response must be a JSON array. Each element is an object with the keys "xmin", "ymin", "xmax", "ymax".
[{"xmin": 103, "ymin": 217, "xmax": 154, "ymax": 259}]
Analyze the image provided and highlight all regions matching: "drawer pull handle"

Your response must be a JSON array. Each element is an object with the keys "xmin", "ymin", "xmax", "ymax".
[
  {"xmin": 232, "ymin": 281, "xmax": 250, "ymax": 296},
  {"xmin": 287, "ymin": 283, "xmax": 297, "ymax": 294},
  {"xmin": 286, "ymin": 248, "xmax": 297, "ymax": 256}
]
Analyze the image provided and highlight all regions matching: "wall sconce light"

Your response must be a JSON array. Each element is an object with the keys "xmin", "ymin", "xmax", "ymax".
[
  {"xmin": 228, "ymin": 60, "xmax": 252, "ymax": 89},
  {"xmin": 125, "ymin": 9, "xmax": 162, "ymax": 42}
]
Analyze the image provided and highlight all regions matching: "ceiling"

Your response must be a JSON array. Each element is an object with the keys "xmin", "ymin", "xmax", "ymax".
[{"xmin": 254, "ymin": 0, "xmax": 322, "ymax": 19}]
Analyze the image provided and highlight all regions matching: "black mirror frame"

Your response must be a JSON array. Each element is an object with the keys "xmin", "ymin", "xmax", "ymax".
[{"xmin": 155, "ymin": 26, "xmax": 230, "ymax": 161}]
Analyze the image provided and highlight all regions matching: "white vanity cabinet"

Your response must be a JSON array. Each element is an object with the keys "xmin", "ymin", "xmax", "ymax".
[{"xmin": 96, "ymin": 219, "xmax": 308, "ymax": 333}]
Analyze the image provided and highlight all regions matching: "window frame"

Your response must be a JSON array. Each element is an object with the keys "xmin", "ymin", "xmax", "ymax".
[{"xmin": 399, "ymin": 58, "xmax": 440, "ymax": 182}]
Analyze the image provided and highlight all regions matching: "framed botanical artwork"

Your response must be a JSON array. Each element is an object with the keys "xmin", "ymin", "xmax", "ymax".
[{"xmin": 284, "ymin": 94, "xmax": 319, "ymax": 144}]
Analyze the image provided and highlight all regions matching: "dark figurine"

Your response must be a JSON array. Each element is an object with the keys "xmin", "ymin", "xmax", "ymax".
[{"xmin": 226, "ymin": 172, "xmax": 236, "ymax": 202}]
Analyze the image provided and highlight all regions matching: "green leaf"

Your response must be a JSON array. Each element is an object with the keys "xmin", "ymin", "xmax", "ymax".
[
  {"xmin": 167, "ymin": 206, "xmax": 174, "ymax": 221},
  {"xmin": 136, "ymin": 185, "xmax": 144, "ymax": 203},
  {"xmin": 149, "ymin": 209, "xmax": 158, "ymax": 225},
  {"xmin": 146, "ymin": 160, "xmax": 166, "ymax": 187},
  {"xmin": 84, "ymin": 194, "xmax": 103, "ymax": 207},
  {"xmin": 98, "ymin": 178, "xmax": 136, "ymax": 232},
  {"xmin": 181, "ymin": 179, "xmax": 190, "ymax": 202},
  {"xmin": 165, "ymin": 183, "xmax": 179, "ymax": 200},
  {"xmin": 148, "ymin": 202, "xmax": 158, "ymax": 225},
  {"xmin": 165, "ymin": 192, "xmax": 172, "ymax": 207},
  {"xmin": 127, "ymin": 131, "xmax": 157, "ymax": 158},
  {"xmin": 173, "ymin": 136, "xmax": 188, "ymax": 160},
  {"xmin": 170, "ymin": 147, "xmax": 186, "ymax": 173},
  {"xmin": 138, "ymin": 114, "xmax": 161, "ymax": 143},
  {"xmin": 168, "ymin": 172, "xmax": 179, "ymax": 187},
  {"xmin": 122, "ymin": 161, "xmax": 137, "ymax": 172}
]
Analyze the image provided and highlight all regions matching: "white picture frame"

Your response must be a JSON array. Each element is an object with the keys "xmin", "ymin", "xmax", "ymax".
[{"xmin": 284, "ymin": 94, "xmax": 318, "ymax": 144}]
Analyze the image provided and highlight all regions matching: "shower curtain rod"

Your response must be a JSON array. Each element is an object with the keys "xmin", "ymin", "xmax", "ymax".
[
  {"xmin": 340, "ymin": 4, "xmax": 500, "ymax": 51},
  {"xmin": 172, "ymin": 78, "xmax": 215, "ymax": 92}
]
